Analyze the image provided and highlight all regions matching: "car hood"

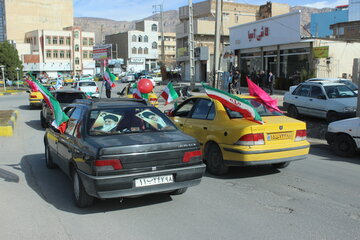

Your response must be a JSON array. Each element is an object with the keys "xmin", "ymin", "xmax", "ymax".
[{"xmin": 328, "ymin": 117, "xmax": 360, "ymax": 133}]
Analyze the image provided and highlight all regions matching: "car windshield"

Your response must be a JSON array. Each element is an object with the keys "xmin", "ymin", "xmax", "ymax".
[
  {"xmin": 88, "ymin": 107, "xmax": 177, "ymax": 135},
  {"xmin": 324, "ymin": 85, "xmax": 356, "ymax": 98},
  {"xmin": 339, "ymin": 81, "xmax": 358, "ymax": 91},
  {"xmin": 226, "ymin": 98, "xmax": 283, "ymax": 118},
  {"xmin": 79, "ymin": 82, "xmax": 96, "ymax": 87},
  {"xmin": 55, "ymin": 92, "xmax": 86, "ymax": 103}
]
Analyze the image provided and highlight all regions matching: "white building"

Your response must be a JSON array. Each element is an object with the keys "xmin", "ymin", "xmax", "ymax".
[
  {"xmin": 19, "ymin": 26, "xmax": 95, "ymax": 78},
  {"xmin": 105, "ymin": 20, "xmax": 159, "ymax": 72}
]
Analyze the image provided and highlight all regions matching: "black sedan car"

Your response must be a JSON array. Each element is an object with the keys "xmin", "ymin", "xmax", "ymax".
[{"xmin": 44, "ymin": 98, "xmax": 205, "ymax": 207}]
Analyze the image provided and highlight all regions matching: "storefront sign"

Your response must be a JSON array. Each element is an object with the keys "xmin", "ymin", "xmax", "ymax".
[
  {"xmin": 313, "ymin": 46, "xmax": 329, "ymax": 58},
  {"xmin": 93, "ymin": 44, "xmax": 112, "ymax": 60},
  {"xmin": 129, "ymin": 58, "xmax": 144, "ymax": 63},
  {"xmin": 230, "ymin": 11, "xmax": 301, "ymax": 50}
]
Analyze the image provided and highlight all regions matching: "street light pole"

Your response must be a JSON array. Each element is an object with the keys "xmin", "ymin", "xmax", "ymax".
[
  {"xmin": 16, "ymin": 67, "xmax": 20, "ymax": 89},
  {"xmin": 0, "ymin": 65, "xmax": 5, "ymax": 92}
]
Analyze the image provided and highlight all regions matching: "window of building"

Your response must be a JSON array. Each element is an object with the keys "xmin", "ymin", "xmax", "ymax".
[
  {"xmin": 132, "ymin": 47, "xmax": 137, "ymax": 54},
  {"xmin": 46, "ymin": 50, "xmax": 51, "ymax": 58},
  {"xmin": 66, "ymin": 37, "xmax": 71, "ymax": 45},
  {"xmin": 59, "ymin": 37, "xmax": 64, "ymax": 45},
  {"xmin": 132, "ymin": 35, "xmax": 137, "ymax": 42},
  {"xmin": 144, "ymin": 47, "xmax": 148, "ymax": 54},
  {"xmin": 75, "ymin": 44, "xmax": 79, "ymax": 51},
  {"xmin": 151, "ymin": 24, "xmax": 157, "ymax": 31},
  {"xmin": 74, "ymin": 31, "xmax": 79, "ymax": 39},
  {"xmin": 75, "ymin": 57, "xmax": 80, "ymax": 64},
  {"xmin": 53, "ymin": 50, "xmax": 58, "ymax": 58},
  {"xmin": 152, "ymin": 41, "xmax": 157, "ymax": 49},
  {"xmin": 83, "ymin": 38, "xmax": 88, "ymax": 46},
  {"xmin": 46, "ymin": 36, "xmax": 51, "ymax": 45},
  {"xmin": 83, "ymin": 51, "xmax": 88, "ymax": 59},
  {"xmin": 138, "ymin": 47, "xmax": 143, "ymax": 54},
  {"xmin": 144, "ymin": 35, "xmax": 148, "ymax": 42},
  {"xmin": 138, "ymin": 35, "xmax": 142, "ymax": 42},
  {"xmin": 222, "ymin": 13, "xmax": 230, "ymax": 22},
  {"xmin": 89, "ymin": 38, "xmax": 94, "ymax": 45},
  {"xmin": 89, "ymin": 51, "xmax": 93, "ymax": 58},
  {"xmin": 66, "ymin": 50, "xmax": 71, "ymax": 58},
  {"xmin": 52, "ymin": 36, "xmax": 58, "ymax": 45},
  {"xmin": 158, "ymin": 36, "xmax": 162, "ymax": 41},
  {"xmin": 60, "ymin": 50, "xmax": 65, "ymax": 58},
  {"xmin": 339, "ymin": 27, "xmax": 344, "ymax": 35}
]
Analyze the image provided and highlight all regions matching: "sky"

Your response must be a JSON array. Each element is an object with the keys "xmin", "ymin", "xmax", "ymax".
[{"xmin": 73, "ymin": 0, "xmax": 349, "ymax": 21}]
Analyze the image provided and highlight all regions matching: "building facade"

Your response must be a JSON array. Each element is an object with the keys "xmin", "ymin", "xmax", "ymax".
[
  {"xmin": 105, "ymin": 20, "xmax": 159, "ymax": 72},
  {"xmin": 230, "ymin": 11, "xmax": 360, "ymax": 90},
  {"xmin": 330, "ymin": 20, "xmax": 360, "ymax": 39},
  {"xmin": 310, "ymin": 5, "xmax": 349, "ymax": 38},
  {"xmin": 176, "ymin": 0, "xmax": 290, "ymax": 82},
  {"xmin": 158, "ymin": 32, "xmax": 176, "ymax": 68},
  {"xmin": 0, "ymin": 0, "xmax": 5, "ymax": 42},
  {"xmin": 349, "ymin": 0, "xmax": 360, "ymax": 21},
  {"xmin": 22, "ymin": 27, "xmax": 95, "ymax": 77}
]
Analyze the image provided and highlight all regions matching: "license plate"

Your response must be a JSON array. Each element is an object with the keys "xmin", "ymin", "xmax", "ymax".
[
  {"xmin": 135, "ymin": 175, "xmax": 174, "ymax": 187},
  {"xmin": 268, "ymin": 132, "xmax": 292, "ymax": 141}
]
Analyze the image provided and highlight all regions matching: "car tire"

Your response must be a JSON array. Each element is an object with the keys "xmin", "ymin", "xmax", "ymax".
[
  {"xmin": 287, "ymin": 105, "xmax": 299, "ymax": 118},
  {"xmin": 45, "ymin": 144, "xmax": 57, "ymax": 169},
  {"xmin": 326, "ymin": 111, "xmax": 338, "ymax": 123},
  {"xmin": 332, "ymin": 134, "xmax": 356, "ymax": 157},
  {"xmin": 205, "ymin": 143, "xmax": 229, "ymax": 175},
  {"xmin": 72, "ymin": 169, "xmax": 94, "ymax": 208},
  {"xmin": 40, "ymin": 111, "xmax": 47, "ymax": 128},
  {"xmin": 272, "ymin": 162, "xmax": 290, "ymax": 169},
  {"xmin": 169, "ymin": 188, "xmax": 188, "ymax": 195}
]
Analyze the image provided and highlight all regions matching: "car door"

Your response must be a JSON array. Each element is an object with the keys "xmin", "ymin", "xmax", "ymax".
[
  {"xmin": 307, "ymin": 85, "xmax": 328, "ymax": 118},
  {"xmin": 182, "ymin": 99, "xmax": 215, "ymax": 147},
  {"xmin": 172, "ymin": 98, "xmax": 197, "ymax": 131},
  {"xmin": 56, "ymin": 107, "xmax": 82, "ymax": 174},
  {"xmin": 292, "ymin": 84, "xmax": 311, "ymax": 115}
]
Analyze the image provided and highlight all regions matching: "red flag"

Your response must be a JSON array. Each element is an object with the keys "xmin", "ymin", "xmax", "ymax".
[{"xmin": 246, "ymin": 77, "xmax": 282, "ymax": 113}]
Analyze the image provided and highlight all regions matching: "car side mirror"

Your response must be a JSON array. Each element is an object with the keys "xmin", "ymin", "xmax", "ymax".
[
  {"xmin": 317, "ymin": 95, "xmax": 326, "ymax": 99},
  {"xmin": 164, "ymin": 109, "xmax": 174, "ymax": 117}
]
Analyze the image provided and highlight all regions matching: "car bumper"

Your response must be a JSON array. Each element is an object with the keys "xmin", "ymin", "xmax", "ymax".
[
  {"xmin": 337, "ymin": 112, "xmax": 356, "ymax": 120},
  {"xmin": 221, "ymin": 141, "xmax": 310, "ymax": 166},
  {"xmin": 29, "ymin": 99, "xmax": 42, "ymax": 106},
  {"xmin": 78, "ymin": 163, "xmax": 206, "ymax": 199},
  {"xmin": 90, "ymin": 93, "xmax": 100, "ymax": 98}
]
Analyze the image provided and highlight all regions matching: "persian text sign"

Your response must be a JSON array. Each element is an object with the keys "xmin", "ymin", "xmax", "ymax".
[
  {"xmin": 313, "ymin": 46, "xmax": 329, "ymax": 58},
  {"xmin": 93, "ymin": 44, "xmax": 112, "ymax": 60}
]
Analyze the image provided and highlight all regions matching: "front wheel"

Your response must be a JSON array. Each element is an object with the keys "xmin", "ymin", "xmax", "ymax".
[
  {"xmin": 40, "ymin": 111, "xmax": 47, "ymax": 128},
  {"xmin": 73, "ymin": 169, "xmax": 94, "ymax": 208},
  {"xmin": 287, "ymin": 105, "xmax": 299, "ymax": 118},
  {"xmin": 332, "ymin": 134, "xmax": 356, "ymax": 157},
  {"xmin": 45, "ymin": 144, "xmax": 57, "ymax": 169},
  {"xmin": 206, "ymin": 144, "xmax": 229, "ymax": 175}
]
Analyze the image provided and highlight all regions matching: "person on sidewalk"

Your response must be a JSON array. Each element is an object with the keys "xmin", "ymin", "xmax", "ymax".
[
  {"xmin": 267, "ymin": 71, "xmax": 275, "ymax": 95},
  {"xmin": 105, "ymin": 80, "xmax": 112, "ymax": 98}
]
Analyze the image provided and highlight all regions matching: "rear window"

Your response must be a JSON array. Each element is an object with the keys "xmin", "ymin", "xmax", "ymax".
[
  {"xmin": 324, "ymin": 85, "xmax": 356, "ymax": 98},
  {"xmin": 55, "ymin": 92, "xmax": 86, "ymax": 103},
  {"xmin": 88, "ymin": 107, "xmax": 177, "ymax": 135},
  {"xmin": 79, "ymin": 82, "xmax": 96, "ymax": 87},
  {"xmin": 226, "ymin": 99, "xmax": 283, "ymax": 118}
]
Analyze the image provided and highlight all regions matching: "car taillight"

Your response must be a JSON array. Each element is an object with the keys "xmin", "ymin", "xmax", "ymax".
[
  {"xmin": 295, "ymin": 130, "xmax": 307, "ymax": 141},
  {"xmin": 182, "ymin": 150, "xmax": 202, "ymax": 163},
  {"xmin": 94, "ymin": 159, "xmax": 123, "ymax": 171},
  {"xmin": 236, "ymin": 133, "xmax": 265, "ymax": 146},
  {"xmin": 78, "ymin": 88, "xmax": 81, "ymax": 91},
  {"xmin": 30, "ymin": 94, "xmax": 37, "ymax": 98},
  {"xmin": 96, "ymin": 87, "xmax": 99, "ymax": 92},
  {"xmin": 150, "ymin": 98, "xmax": 157, "ymax": 102}
]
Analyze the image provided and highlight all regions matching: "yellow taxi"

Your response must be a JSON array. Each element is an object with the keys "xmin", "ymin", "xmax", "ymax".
[
  {"xmin": 118, "ymin": 84, "xmax": 159, "ymax": 107},
  {"xmin": 28, "ymin": 84, "xmax": 53, "ymax": 108},
  {"xmin": 165, "ymin": 95, "xmax": 310, "ymax": 175},
  {"xmin": 63, "ymin": 76, "xmax": 74, "ymax": 86}
]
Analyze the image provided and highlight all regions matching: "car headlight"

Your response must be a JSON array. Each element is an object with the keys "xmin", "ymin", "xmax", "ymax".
[{"xmin": 343, "ymin": 107, "xmax": 356, "ymax": 112}]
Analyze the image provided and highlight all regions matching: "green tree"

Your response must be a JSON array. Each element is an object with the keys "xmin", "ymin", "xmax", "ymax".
[{"xmin": 0, "ymin": 41, "xmax": 23, "ymax": 80}]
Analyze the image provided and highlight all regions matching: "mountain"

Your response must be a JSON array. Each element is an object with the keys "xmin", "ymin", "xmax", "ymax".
[{"xmin": 74, "ymin": 7, "xmax": 334, "ymax": 44}]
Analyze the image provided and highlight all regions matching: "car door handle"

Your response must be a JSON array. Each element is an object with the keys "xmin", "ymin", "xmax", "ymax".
[
  {"xmin": 203, "ymin": 127, "xmax": 207, "ymax": 130},
  {"xmin": 295, "ymin": 97, "xmax": 298, "ymax": 99},
  {"xmin": 309, "ymin": 99, "xmax": 313, "ymax": 101}
]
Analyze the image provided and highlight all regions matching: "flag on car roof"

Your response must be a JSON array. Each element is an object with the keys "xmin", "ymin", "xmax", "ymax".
[
  {"xmin": 201, "ymin": 82, "xmax": 263, "ymax": 124},
  {"xmin": 28, "ymin": 72, "xmax": 69, "ymax": 133},
  {"xmin": 131, "ymin": 83, "xmax": 148, "ymax": 100},
  {"xmin": 103, "ymin": 67, "xmax": 116, "ymax": 87},
  {"xmin": 246, "ymin": 77, "xmax": 282, "ymax": 113},
  {"xmin": 160, "ymin": 82, "xmax": 179, "ymax": 105}
]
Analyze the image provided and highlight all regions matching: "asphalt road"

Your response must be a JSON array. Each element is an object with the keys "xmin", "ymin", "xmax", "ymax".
[{"xmin": 1, "ymin": 87, "xmax": 360, "ymax": 240}]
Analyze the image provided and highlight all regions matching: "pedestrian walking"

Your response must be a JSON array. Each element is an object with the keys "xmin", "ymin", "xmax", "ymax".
[
  {"xmin": 267, "ymin": 71, "xmax": 275, "ymax": 95},
  {"xmin": 259, "ymin": 71, "xmax": 266, "ymax": 89},
  {"xmin": 105, "ymin": 80, "xmax": 112, "ymax": 98}
]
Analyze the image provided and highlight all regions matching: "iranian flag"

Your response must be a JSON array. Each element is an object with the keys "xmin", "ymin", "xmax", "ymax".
[
  {"xmin": 131, "ymin": 83, "xmax": 148, "ymax": 99},
  {"xmin": 103, "ymin": 67, "xmax": 116, "ymax": 87},
  {"xmin": 246, "ymin": 77, "xmax": 282, "ymax": 113},
  {"xmin": 28, "ymin": 73, "xmax": 69, "ymax": 133},
  {"xmin": 160, "ymin": 82, "xmax": 179, "ymax": 105},
  {"xmin": 202, "ymin": 83, "xmax": 263, "ymax": 124}
]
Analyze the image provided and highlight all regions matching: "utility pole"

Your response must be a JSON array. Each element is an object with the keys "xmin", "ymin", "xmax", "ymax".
[
  {"xmin": 188, "ymin": 0, "xmax": 195, "ymax": 90},
  {"xmin": 353, "ymin": 58, "xmax": 360, "ymax": 117},
  {"xmin": 213, "ymin": 0, "xmax": 222, "ymax": 88},
  {"xmin": 153, "ymin": 4, "xmax": 165, "ymax": 65}
]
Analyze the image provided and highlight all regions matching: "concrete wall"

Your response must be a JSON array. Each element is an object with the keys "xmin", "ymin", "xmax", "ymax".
[
  {"xmin": 105, "ymin": 32, "xmax": 129, "ymax": 61},
  {"xmin": 5, "ymin": 0, "xmax": 73, "ymax": 43}
]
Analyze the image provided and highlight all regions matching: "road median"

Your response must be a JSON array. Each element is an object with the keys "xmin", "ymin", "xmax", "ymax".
[{"xmin": 0, "ymin": 110, "xmax": 19, "ymax": 136}]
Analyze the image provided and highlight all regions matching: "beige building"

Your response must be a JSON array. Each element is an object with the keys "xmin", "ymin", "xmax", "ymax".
[
  {"xmin": 158, "ymin": 32, "xmax": 177, "ymax": 67},
  {"xmin": 3, "ymin": 0, "xmax": 73, "ymax": 43},
  {"xmin": 176, "ymin": 0, "xmax": 290, "ymax": 82},
  {"xmin": 22, "ymin": 27, "xmax": 95, "ymax": 77}
]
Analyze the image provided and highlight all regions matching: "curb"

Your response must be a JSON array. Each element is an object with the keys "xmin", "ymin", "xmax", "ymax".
[
  {"xmin": 0, "ymin": 91, "xmax": 26, "ymax": 96},
  {"xmin": 0, "ymin": 110, "xmax": 19, "ymax": 137}
]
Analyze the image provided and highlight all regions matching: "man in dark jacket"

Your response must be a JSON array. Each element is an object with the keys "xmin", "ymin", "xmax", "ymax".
[
  {"xmin": 267, "ymin": 71, "xmax": 275, "ymax": 95},
  {"xmin": 105, "ymin": 80, "xmax": 111, "ymax": 98}
]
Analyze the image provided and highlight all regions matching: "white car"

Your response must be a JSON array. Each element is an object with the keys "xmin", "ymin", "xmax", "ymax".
[
  {"xmin": 73, "ymin": 81, "xmax": 99, "ymax": 98},
  {"xmin": 289, "ymin": 78, "xmax": 358, "ymax": 94},
  {"xmin": 283, "ymin": 81, "xmax": 357, "ymax": 122},
  {"xmin": 326, "ymin": 117, "xmax": 360, "ymax": 157}
]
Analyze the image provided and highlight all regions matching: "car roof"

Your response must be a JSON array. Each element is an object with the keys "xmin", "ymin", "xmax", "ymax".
[
  {"xmin": 51, "ymin": 90, "xmax": 85, "ymax": 93},
  {"xmin": 306, "ymin": 78, "xmax": 349, "ymax": 82},
  {"xmin": 73, "ymin": 98, "xmax": 148, "ymax": 109},
  {"xmin": 301, "ymin": 81, "xmax": 348, "ymax": 86}
]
